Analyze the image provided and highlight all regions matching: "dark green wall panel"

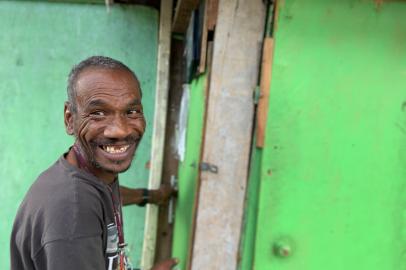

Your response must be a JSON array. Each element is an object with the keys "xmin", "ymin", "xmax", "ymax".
[{"xmin": 0, "ymin": 1, "xmax": 158, "ymax": 268}]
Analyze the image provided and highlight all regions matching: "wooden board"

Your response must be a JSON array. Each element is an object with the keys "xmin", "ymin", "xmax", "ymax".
[
  {"xmin": 190, "ymin": 1, "xmax": 266, "ymax": 269},
  {"xmin": 172, "ymin": 0, "xmax": 200, "ymax": 34},
  {"xmin": 197, "ymin": 0, "xmax": 219, "ymax": 74},
  {"xmin": 256, "ymin": 37, "xmax": 274, "ymax": 148},
  {"xmin": 206, "ymin": 0, "xmax": 218, "ymax": 31},
  {"xmin": 141, "ymin": 0, "xmax": 172, "ymax": 268},
  {"xmin": 154, "ymin": 39, "xmax": 185, "ymax": 263},
  {"xmin": 197, "ymin": 0, "xmax": 209, "ymax": 74}
]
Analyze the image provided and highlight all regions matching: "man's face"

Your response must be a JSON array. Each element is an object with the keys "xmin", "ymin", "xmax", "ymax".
[{"xmin": 65, "ymin": 67, "xmax": 146, "ymax": 176}]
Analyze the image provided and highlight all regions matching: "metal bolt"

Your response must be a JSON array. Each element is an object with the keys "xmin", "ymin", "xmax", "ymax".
[{"xmin": 273, "ymin": 238, "xmax": 293, "ymax": 258}]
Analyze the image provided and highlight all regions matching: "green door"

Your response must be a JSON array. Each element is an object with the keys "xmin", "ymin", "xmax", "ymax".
[
  {"xmin": 0, "ymin": 1, "xmax": 157, "ymax": 268},
  {"xmin": 254, "ymin": 1, "xmax": 406, "ymax": 269}
]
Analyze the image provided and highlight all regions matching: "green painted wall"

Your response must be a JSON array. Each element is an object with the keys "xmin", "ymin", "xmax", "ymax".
[
  {"xmin": 0, "ymin": 1, "xmax": 158, "ymax": 268},
  {"xmin": 172, "ymin": 75, "xmax": 207, "ymax": 270},
  {"xmin": 239, "ymin": 131, "xmax": 263, "ymax": 270},
  {"xmin": 254, "ymin": 0, "xmax": 406, "ymax": 269}
]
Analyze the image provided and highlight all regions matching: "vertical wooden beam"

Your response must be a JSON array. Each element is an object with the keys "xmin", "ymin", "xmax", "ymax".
[
  {"xmin": 190, "ymin": 1, "xmax": 265, "ymax": 269},
  {"xmin": 154, "ymin": 38, "xmax": 185, "ymax": 263},
  {"xmin": 197, "ymin": 0, "xmax": 209, "ymax": 74},
  {"xmin": 256, "ymin": 37, "xmax": 274, "ymax": 148},
  {"xmin": 141, "ymin": 0, "xmax": 172, "ymax": 268},
  {"xmin": 206, "ymin": 0, "xmax": 218, "ymax": 31},
  {"xmin": 197, "ymin": 0, "xmax": 219, "ymax": 74},
  {"xmin": 172, "ymin": 0, "xmax": 200, "ymax": 34}
]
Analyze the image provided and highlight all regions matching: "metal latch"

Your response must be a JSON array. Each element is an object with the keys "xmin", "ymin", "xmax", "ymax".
[
  {"xmin": 168, "ymin": 175, "xmax": 178, "ymax": 224},
  {"xmin": 200, "ymin": 162, "xmax": 219, "ymax": 174}
]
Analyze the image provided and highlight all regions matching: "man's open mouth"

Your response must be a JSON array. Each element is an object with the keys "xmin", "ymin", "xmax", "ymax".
[{"xmin": 100, "ymin": 145, "xmax": 131, "ymax": 154}]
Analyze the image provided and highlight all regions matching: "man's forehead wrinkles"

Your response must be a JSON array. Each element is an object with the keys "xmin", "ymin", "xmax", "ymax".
[
  {"xmin": 78, "ymin": 89, "xmax": 138, "ymax": 100},
  {"xmin": 77, "ymin": 86, "xmax": 138, "ymax": 95},
  {"xmin": 82, "ymin": 96, "xmax": 141, "ymax": 109},
  {"xmin": 86, "ymin": 99, "xmax": 108, "ymax": 108}
]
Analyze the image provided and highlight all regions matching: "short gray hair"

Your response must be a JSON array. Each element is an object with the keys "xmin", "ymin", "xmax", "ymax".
[{"xmin": 67, "ymin": 56, "xmax": 140, "ymax": 112}]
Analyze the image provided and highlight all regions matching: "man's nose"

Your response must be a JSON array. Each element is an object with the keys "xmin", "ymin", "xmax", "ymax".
[{"xmin": 104, "ymin": 116, "xmax": 131, "ymax": 140}]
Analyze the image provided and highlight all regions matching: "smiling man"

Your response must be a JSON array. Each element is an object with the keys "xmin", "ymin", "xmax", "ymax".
[{"xmin": 10, "ymin": 56, "xmax": 178, "ymax": 270}]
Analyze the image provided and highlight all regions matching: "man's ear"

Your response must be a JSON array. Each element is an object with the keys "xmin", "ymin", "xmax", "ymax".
[{"xmin": 64, "ymin": 102, "xmax": 74, "ymax": 135}]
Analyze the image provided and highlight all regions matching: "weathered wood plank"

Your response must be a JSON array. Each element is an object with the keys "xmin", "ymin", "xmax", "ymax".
[
  {"xmin": 197, "ymin": 0, "xmax": 219, "ymax": 74},
  {"xmin": 256, "ymin": 37, "xmax": 274, "ymax": 148},
  {"xmin": 172, "ymin": 0, "xmax": 200, "ymax": 34},
  {"xmin": 154, "ymin": 39, "xmax": 185, "ymax": 263},
  {"xmin": 141, "ymin": 0, "xmax": 172, "ymax": 268},
  {"xmin": 197, "ymin": 0, "xmax": 209, "ymax": 74},
  {"xmin": 190, "ymin": 1, "xmax": 266, "ymax": 269},
  {"xmin": 206, "ymin": 0, "xmax": 218, "ymax": 31}
]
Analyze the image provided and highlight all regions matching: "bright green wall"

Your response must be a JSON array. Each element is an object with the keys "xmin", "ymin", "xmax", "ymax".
[
  {"xmin": 239, "ymin": 131, "xmax": 263, "ymax": 270},
  {"xmin": 254, "ymin": 0, "xmax": 406, "ymax": 269},
  {"xmin": 172, "ymin": 75, "xmax": 207, "ymax": 270},
  {"xmin": 0, "ymin": 1, "xmax": 158, "ymax": 268}
]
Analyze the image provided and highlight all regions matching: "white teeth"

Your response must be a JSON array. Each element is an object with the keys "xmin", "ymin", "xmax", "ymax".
[{"xmin": 103, "ymin": 145, "xmax": 130, "ymax": 154}]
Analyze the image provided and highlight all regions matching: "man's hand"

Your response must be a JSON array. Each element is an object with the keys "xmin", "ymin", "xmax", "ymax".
[
  {"xmin": 150, "ymin": 258, "xmax": 179, "ymax": 270},
  {"xmin": 120, "ymin": 185, "xmax": 177, "ymax": 206},
  {"xmin": 150, "ymin": 184, "xmax": 178, "ymax": 205}
]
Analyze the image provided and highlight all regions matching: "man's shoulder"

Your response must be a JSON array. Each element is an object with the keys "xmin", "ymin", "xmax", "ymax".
[
  {"xmin": 33, "ymin": 156, "xmax": 106, "ymax": 199},
  {"xmin": 11, "ymin": 156, "xmax": 107, "ymax": 257},
  {"xmin": 18, "ymin": 156, "xmax": 108, "ymax": 225}
]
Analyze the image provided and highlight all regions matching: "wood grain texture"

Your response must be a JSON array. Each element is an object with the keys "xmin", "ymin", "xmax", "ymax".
[
  {"xmin": 206, "ymin": 0, "xmax": 218, "ymax": 31},
  {"xmin": 141, "ymin": 0, "xmax": 172, "ymax": 268},
  {"xmin": 197, "ymin": 0, "xmax": 209, "ymax": 74},
  {"xmin": 198, "ymin": 0, "xmax": 219, "ymax": 74},
  {"xmin": 172, "ymin": 0, "xmax": 200, "ymax": 34},
  {"xmin": 190, "ymin": 1, "xmax": 265, "ymax": 269},
  {"xmin": 256, "ymin": 37, "xmax": 274, "ymax": 148},
  {"xmin": 154, "ymin": 39, "xmax": 185, "ymax": 263}
]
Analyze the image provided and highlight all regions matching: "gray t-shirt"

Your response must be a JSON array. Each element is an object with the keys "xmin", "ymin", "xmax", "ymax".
[{"xmin": 10, "ymin": 154, "xmax": 122, "ymax": 270}]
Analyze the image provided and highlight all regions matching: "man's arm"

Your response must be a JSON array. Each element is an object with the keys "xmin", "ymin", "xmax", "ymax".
[
  {"xmin": 120, "ymin": 185, "xmax": 176, "ymax": 206},
  {"xmin": 34, "ymin": 237, "xmax": 105, "ymax": 270},
  {"xmin": 151, "ymin": 258, "xmax": 179, "ymax": 270}
]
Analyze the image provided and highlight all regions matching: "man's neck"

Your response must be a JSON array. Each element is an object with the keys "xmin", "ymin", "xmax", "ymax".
[{"xmin": 65, "ymin": 148, "xmax": 117, "ymax": 184}]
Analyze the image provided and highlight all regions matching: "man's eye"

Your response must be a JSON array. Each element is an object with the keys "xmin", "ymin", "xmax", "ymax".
[
  {"xmin": 128, "ymin": 109, "xmax": 142, "ymax": 115},
  {"xmin": 90, "ymin": 111, "xmax": 105, "ymax": 117}
]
